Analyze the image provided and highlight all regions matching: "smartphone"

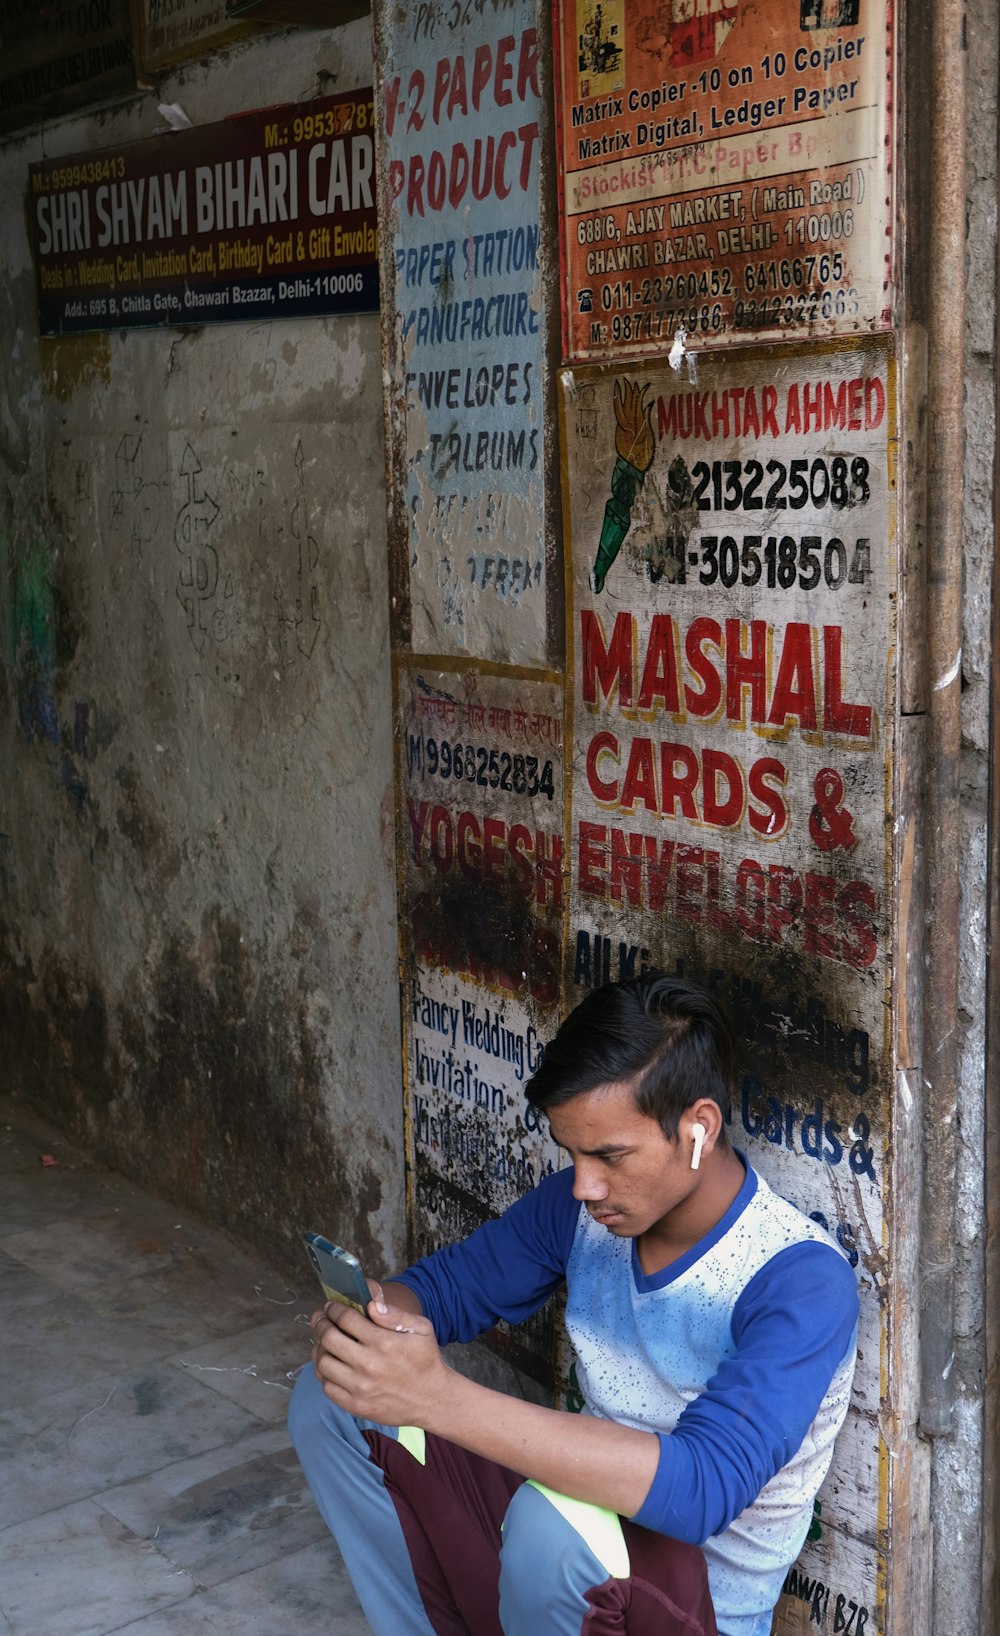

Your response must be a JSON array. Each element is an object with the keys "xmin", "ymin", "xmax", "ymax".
[{"xmin": 303, "ymin": 1231, "xmax": 373, "ymax": 1315}]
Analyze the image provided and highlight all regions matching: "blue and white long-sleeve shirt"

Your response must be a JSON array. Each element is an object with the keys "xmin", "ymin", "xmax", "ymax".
[{"xmin": 397, "ymin": 1157, "xmax": 859, "ymax": 1636}]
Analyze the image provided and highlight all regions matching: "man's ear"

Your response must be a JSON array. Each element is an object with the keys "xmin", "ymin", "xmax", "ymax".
[{"xmin": 680, "ymin": 1099, "xmax": 725, "ymax": 1164}]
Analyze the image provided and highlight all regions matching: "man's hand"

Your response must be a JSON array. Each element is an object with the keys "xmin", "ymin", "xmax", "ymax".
[
  {"xmin": 310, "ymin": 1283, "xmax": 660, "ymax": 1520},
  {"xmin": 310, "ymin": 1286, "xmax": 449, "ymax": 1428}
]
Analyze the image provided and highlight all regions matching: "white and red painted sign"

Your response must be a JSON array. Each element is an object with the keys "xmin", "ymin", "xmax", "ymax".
[
  {"xmin": 561, "ymin": 335, "xmax": 896, "ymax": 1633},
  {"xmin": 396, "ymin": 656, "xmax": 566, "ymax": 1381},
  {"xmin": 380, "ymin": 3, "xmax": 549, "ymax": 664}
]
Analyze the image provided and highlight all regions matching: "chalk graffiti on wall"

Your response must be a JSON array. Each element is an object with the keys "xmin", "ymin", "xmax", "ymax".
[
  {"xmin": 175, "ymin": 442, "xmax": 222, "ymax": 654},
  {"xmin": 110, "ymin": 434, "xmax": 162, "ymax": 562},
  {"xmin": 273, "ymin": 439, "xmax": 322, "ymax": 664},
  {"xmin": 164, "ymin": 432, "xmax": 326, "ymax": 685},
  {"xmin": 5, "ymin": 426, "xmax": 338, "ymax": 821}
]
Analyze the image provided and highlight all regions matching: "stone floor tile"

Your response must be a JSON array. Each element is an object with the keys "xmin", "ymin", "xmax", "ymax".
[
  {"xmin": 0, "ymin": 1166, "xmax": 138, "ymax": 1234},
  {"xmin": 103, "ymin": 1536, "xmax": 373, "ymax": 1635},
  {"xmin": 167, "ymin": 1316, "xmax": 316, "ymax": 1424},
  {"xmin": 0, "ymin": 1360, "xmax": 268, "ymax": 1529},
  {"xmin": 0, "ymin": 1295, "xmax": 169, "ymax": 1411},
  {"xmin": 115, "ymin": 1239, "xmax": 309, "ymax": 1343},
  {"xmin": 0, "ymin": 1499, "xmax": 196, "ymax": 1636},
  {"xmin": 0, "ymin": 1245, "xmax": 63, "ymax": 1313},
  {"xmin": 0, "ymin": 1107, "xmax": 94, "ymax": 1173},
  {"xmin": 0, "ymin": 1098, "xmax": 375, "ymax": 1636},
  {"xmin": 1, "ymin": 1212, "xmax": 193, "ymax": 1292},
  {"xmin": 98, "ymin": 1430, "xmax": 326, "ymax": 1588}
]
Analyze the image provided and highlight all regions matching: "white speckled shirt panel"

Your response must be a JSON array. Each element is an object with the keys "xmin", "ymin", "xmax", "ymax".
[
  {"xmin": 566, "ymin": 1217, "xmax": 721, "ymax": 1428},
  {"xmin": 564, "ymin": 1170, "xmax": 857, "ymax": 1636},
  {"xmin": 565, "ymin": 1170, "xmax": 846, "ymax": 1432}
]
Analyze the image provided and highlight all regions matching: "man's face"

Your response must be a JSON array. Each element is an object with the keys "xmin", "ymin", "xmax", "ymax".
[{"xmin": 545, "ymin": 1078, "xmax": 694, "ymax": 1240}]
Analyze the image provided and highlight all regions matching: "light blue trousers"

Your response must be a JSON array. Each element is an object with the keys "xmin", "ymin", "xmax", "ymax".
[{"xmin": 288, "ymin": 1364, "xmax": 715, "ymax": 1636}]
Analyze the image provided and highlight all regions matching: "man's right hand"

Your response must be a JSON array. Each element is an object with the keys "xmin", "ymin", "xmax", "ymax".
[{"xmin": 311, "ymin": 1291, "xmax": 449, "ymax": 1428}]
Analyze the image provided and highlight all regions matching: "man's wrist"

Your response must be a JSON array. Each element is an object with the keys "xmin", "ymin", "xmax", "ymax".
[
  {"xmin": 382, "ymin": 1277, "xmax": 425, "ymax": 1317},
  {"xmin": 419, "ymin": 1358, "xmax": 472, "ymax": 1440}
]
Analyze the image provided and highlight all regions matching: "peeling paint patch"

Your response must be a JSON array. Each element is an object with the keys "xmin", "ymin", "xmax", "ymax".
[
  {"xmin": 11, "ymin": 532, "xmax": 58, "ymax": 745},
  {"xmin": 41, "ymin": 334, "xmax": 112, "ymax": 403}
]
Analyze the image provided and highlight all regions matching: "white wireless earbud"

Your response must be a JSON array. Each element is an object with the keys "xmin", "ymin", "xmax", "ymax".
[{"xmin": 690, "ymin": 1122, "xmax": 707, "ymax": 1171}]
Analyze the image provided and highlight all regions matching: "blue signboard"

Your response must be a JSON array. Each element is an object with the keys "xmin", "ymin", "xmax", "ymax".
[
  {"xmin": 28, "ymin": 92, "xmax": 378, "ymax": 333},
  {"xmin": 380, "ymin": 1, "xmax": 549, "ymax": 664}
]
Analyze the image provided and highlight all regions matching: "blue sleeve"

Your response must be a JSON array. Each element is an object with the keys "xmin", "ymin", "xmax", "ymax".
[
  {"xmin": 394, "ymin": 1168, "xmax": 579, "ymax": 1344},
  {"xmin": 633, "ymin": 1241, "xmax": 859, "ymax": 1544}
]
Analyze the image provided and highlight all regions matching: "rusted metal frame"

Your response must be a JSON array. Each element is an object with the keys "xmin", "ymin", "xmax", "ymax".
[
  {"xmin": 981, "ymin": 100, "xmax": 1000, "ymax": 1633},
  {"xmin": 917, "ymin": 0, "xmax": 968, "ymax": 1439}
]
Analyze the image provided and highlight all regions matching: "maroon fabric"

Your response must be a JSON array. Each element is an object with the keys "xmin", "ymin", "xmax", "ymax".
[
  {"xmin": 581, "ymin": 1517, "xmax": 718, "ymax": 1636},
  {"xmin": 366, "ymin": 1428, "xmax": 521, "ymax": 1636},
  {"xmin": 364, "ymin": 1429, "xmax": 716, "ymax": 1636}
]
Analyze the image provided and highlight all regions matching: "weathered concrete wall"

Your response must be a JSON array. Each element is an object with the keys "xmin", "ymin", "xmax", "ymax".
[
  {"xmin": 0, "ymin": 21, "xmax": 405, "ymax": 1278},
  {"xmin": 934, "ymin": 0, "xmax": 998, "ymax": 1621},
  {"xmin": 1, "ymin": 3, "xmax": 996, "ymax": 1626}
]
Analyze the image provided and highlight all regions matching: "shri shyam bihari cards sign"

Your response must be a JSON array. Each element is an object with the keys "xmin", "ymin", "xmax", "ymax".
[{"xmin": 27, "ymin": 93, "xmax": 378, "ymax": 333}]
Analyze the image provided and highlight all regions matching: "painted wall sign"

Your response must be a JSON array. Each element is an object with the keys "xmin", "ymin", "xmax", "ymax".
[
  {"xmin": 553, "ymin": 0, "xmax": 893, "ymax": 359},
  {"xmin": 396, "ymin": 656, "xmax": 565, "ymax": 1379},
  {"xmin": 27, "ymin": 91, "xmax": 378, "ymax": 335},
  {"xmin": 130, "ymin": 0, "xmax": 254, "ymax": 74},
  {"xmin": 226, "ymin": 0, "xmax": 368, "ymax": 20},
  {"xmin": 0, "ymin": 0, "xmax": 134, "ymax": 135},
  {"xmin": 379, "ymin": 1, "xmax": 549, "ymax": 666},
  {"xmin": 561, "ymin": 336, "xmax": 895, "ymax": 1631}
]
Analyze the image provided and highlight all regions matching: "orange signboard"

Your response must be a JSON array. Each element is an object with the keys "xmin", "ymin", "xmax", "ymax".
[{"xmin": 554, "ymin": 0, "xmax": 893, "ymax": 359}]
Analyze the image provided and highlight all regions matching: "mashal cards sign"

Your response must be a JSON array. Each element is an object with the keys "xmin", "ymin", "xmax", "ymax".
[
  {"xmin": 561, "ymin": 335, "xmax": 896, "ymax": 1630},
  {"xmin": 553, "ymin": 0, "xmax": 894, "ymax": 359}
]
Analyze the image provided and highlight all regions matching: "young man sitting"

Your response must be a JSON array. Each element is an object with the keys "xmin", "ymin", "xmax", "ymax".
[{"xmin": 290, "ymin": 972, "xmax": 859, "ymax": 1636}]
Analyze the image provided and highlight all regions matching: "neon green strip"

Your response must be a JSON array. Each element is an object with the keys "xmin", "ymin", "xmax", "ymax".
[
  {"xmin": 396, "ymin": 1425, "xmax": 426, "ymax": 1465},
  {"xmin": 525, "ymin": 1482, "xmax": 630, "ymax": 1579}
]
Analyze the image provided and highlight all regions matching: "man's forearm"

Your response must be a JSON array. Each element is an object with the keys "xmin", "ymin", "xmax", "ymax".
[
  {"xmin": 313, "ymin": 1297, "xmax": 660, "ymax": 1518},
  {"xmin": 422, "ymin": 1368, "xmax": 661, "ymax": 1519}
]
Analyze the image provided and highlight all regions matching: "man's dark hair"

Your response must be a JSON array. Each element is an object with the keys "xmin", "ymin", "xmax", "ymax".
[{"xmin": 524, "ymin": 972, "xmax": 735, "ymax": 1139}]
